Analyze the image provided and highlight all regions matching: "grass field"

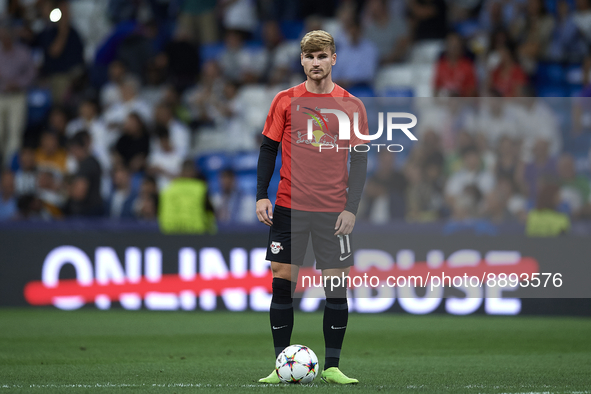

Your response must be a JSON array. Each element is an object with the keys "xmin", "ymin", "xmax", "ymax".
[{"xmin": 0, "ymin": 309, "xmax": 590, "ymax": 393}]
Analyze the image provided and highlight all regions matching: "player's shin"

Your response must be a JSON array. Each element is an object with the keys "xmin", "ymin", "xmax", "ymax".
[
  {"xmin": 322, "ymin": 282, "xmax": 348, "ymax": 370},
  {"xmin": 270, "ymin": 277, "xmax": 295, "ymax": 357}
]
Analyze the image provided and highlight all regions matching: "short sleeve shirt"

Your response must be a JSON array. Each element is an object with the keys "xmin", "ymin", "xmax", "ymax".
[{"xmin": 262, "ymin": 82, "xmax": 369, "ymax": 212}]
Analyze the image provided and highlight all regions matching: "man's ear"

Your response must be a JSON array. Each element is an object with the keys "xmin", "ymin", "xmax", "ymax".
[
  {"xmin": 332, "ymin": 53, "xmax": 337, "ymax": 66},
  {"xmin": 300, "ymin": 53, "xmax": 304, "ymax": 66}
]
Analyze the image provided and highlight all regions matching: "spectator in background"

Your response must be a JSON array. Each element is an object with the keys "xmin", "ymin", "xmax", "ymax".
[
  {"xmin": 46, "ymin": 106, "xmax": 70, "ymax": 146},
  {"xmin": 34, "ymin": 1, "xmax": 84, "ymax": 104},
  {"xmin": 219, "ymin": 30, "xmax": 257, "ymax": 83},
  {"xmin": 105, "ymin": 0, "xmax": 141, "ymax": 24},
  {"xmin": 445, "ymin": 146, "xmax": 495, "ymax": 211},
  {"xmin": 117, "ymin": 20, "xmax": 161, "ymax": 78},
  {"xmin": 497, "ymin": 175, "xmax": 528, "ymax": 222},
  {"xmin": 465, "ymin": 96, "xmax": 519, "ymax": 148},
  {"xmin": 526, "ymin": 183, "xmax": 570, "ymax": 236},
  {"xmin": 257, "ymin": 21, "xmax": 300, "ymax": 86},
  {"xmin": 102, "ymin": 75, "xmax": 152, "ymax": 130},
  {"xmin": 517, "ymin": 139, "xmax": 557, "ymax": 203},
  {"xmin": 488, "ymin": 40, "xmax": 528, "ymax": 97},
  {"xmin": 0, "ymin": 170, "xmax": 17, "ymax": 220},
  {"xmin": 445, "ymin": 130, "xmax": 476, "ymax": 176},
  {"xmin": 546, "ymin": 0, "xmax": 587, "ymax": 63},
  {"xmin": 573, "ymin": 0, "xmax": 591, "ymax": 44},
  {"xmin": 177, "ymin": 0, "xmax": 218, "ymax": 44},
  {"xmin": 449, "ymin": 183, "xmax": 483, "ymax": 222},
  {"xmin": 161, "ymin": 85, "xmax": 192, "ymax": 125},
  {"xmin": 163, "ymin": 26, "xmax": 201, "ymax": 91},
  {"xmin": 211, "ymin": 81, "xmax": 254, "ymax": 150},
  {"xmin": 184, "ymin": 60, "xmax": 225, "ymax": 128},
  {"xmin": 139, "ymin": 175, "xmax": 158, "ymax": 197},
  {"xmin": 36, "ymin": 168, "xmax": 64, "ymax": 219},
  {"xmin": 133, "ymin": 174, "xmax": 159, "ymax": 220},
  {"xmin": 331, "ymin": 17, "xmax": 379, "ymax": 88},
  {"xmin": 479, "ymin": 0, "xmax": 522, "ymax": 33},
  {"xmin": 363, "ymin": 0, "xmax": 409, "ymax": 65},
  {"xmin": 433, "ymin": 32, "xmax": 477, "ymax": 97},
  {"xmin": 557, "ymin": 153, "xmax": 589, "ymax": 217},
  {"xmin": 15, "ymin": 194, "xmax": 46, "ymax": 220},
  {"xmin": 63, "ymin": 131, "xmax": 103, "ymax": 217},
  {"xmin": 480, "ymin": 185, "xmax": 514, "ymax": 223},
  {"xmin": 361, "ymin": 151, "xmax": 407, "ymax": 223},
  {"xmin": 408, "ymin": 0, "xmax": 448, "ymax": 41},
  {"xmin": 135, "ymin": 190, "xmax": 158, "ymax": 221},
  {"xmin": 474, "ymin": 133, "xmax": 496, "ymax": 173},
  {"xmin": 105, "ymin": 165, "xmax": 137, "ymax": 219},
  {"xmin": 514, "ymin": 93, "xmax": 561, "ymax": 161},
  {"xmin": 515, "ymin": 0, "xmax": 554, "ymax": 74},
  {"xmin": 221, "ymin": 0, "xmax": 258, "ymax": 37},
  {"xmin": 415, "ymin": 101, "xmax": 472, "ymax": 155},
  {"xmin": 483, "ymin": 29, "xmax": 510, "ymax": 77},
  {"xmin": 158, "ymin": 159, "xmax": 216, "ymax": 234},
  {"xmin": 495, "ymin": 135, "xmax": 521, "ymax": 183},
  {"xmin": 35, "ymin": 131, "xmax": 67, "ymax": 176},
  {"xmin": 147, "ymin": 126, "xmax": 183, "ymax": 191},
  {"xmin": 140, "ymin": 56, "xmax": 169, "ymax": 108},
  {"xmin": 114, "ymin": 112, "xmax": 150, "ymax": 174},
  {"xmin": 14, "ymin": 147, "xmax": 37, "ymax": 196},
  {"xmin": 405, "ymin": 161, "xmax": 441, "ymax": 222},
  {"xmin": 0, "ymin": 20, "xmax": 36, "ymax": 165},
  {"xmin": 152, "ymin": 102, "xmax": 190, "ymax": 158},
  {"xmin": 66, "ymin": 99, "xmax": 111, "ymax": 173},
  {"xmin": 100, "ymin": 60, "xmax": 126, "ymax": 109},
  {"xmin": 211, "ymin": 168, "xmax": 256, "ymax": 224}
]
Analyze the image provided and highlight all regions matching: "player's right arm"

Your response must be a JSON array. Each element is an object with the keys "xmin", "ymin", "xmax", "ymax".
[
  {"xmin": 256, "ymin": 92, "xmax": 287, "ymax": 226},
  {"xmin": 256, "ymin": 136, "xmax": 279, "ymax": 226}
]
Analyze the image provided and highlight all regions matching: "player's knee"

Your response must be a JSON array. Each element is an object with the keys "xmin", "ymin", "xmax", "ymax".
[{"xmin": 271, "ymin": 261, "xmax": 296, "ymax": 281}]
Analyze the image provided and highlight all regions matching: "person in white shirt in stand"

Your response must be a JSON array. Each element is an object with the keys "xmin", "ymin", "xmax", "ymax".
[
  {"xmin": 513, "ymin": 92, "xmax": 561, "ymax": 163},
  {"xmin": 100, "ymin": 60, "xmax": 126, "ymax": 110},
  {"xmin": 102, "ymin": 75, "xmax": 152, "ymax": 132},
  {"xmin": 66, "ymin": 99, "xmax": 112, "ymax": 172},
  {"xmin": 147, "ymin": 126, "xmax": 184, "ymax": 191},
  {"xmin": 445, "ymin": 146, "xmax": 495, "ymax": 210},
  {"xmin": 152, "ymin": 102, "xmax": 190, "ymax": 158}
]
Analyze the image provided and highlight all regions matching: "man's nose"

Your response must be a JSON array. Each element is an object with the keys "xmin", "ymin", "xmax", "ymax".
[{"xmin": 312, "ymin": 57, "xmax": 320, "ymax": 66}]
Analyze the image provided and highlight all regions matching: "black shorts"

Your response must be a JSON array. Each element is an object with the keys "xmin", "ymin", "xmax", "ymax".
[{"xmin": 266, "ymin": 205, "xmax": 353, "ymax": 269}]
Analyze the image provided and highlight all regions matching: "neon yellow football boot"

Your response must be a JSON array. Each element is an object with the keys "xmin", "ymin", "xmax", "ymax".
[
  {"xmin": 258, "ymin": 370, "xmax": 281, "ymax": 384},
  {"xmin": 320, "ymin": 367, "xmax": 359, "ymax": 384}
]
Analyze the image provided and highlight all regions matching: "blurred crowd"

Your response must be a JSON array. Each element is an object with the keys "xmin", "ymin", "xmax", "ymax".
[
  {"xmin": 0, "ymin": 0, "xmax": 590, "ymax": 232},
  {"xmin": 358, "ymin": 97, "xmax": 591, "ymax": 235}
]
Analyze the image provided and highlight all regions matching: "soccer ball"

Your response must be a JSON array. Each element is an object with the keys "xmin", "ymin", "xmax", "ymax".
[{"xmin": 275, "ymin": 344, "xmax": 318, "ymax": 383}]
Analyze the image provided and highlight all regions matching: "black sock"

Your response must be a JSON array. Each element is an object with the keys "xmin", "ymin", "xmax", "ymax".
[
  {"xmin": 270, "ymin": 278, "xmax": 294, "ymax": 358},
  {"xmin": 323, "ymin": 297, "xmax": 348, "ymax": 370}
]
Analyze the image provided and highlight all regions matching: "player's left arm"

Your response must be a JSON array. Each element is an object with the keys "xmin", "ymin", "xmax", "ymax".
[
  {"xmin": 335, "ymin": 99, "xmax": 369, "ymax": 236},
  {"xmin": 334, "ymin": 150, "xmax": 367, "ymax": 235}
]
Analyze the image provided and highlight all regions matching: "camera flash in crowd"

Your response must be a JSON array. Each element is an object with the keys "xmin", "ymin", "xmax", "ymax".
[{"xmin": 49, "ymin": 8, "xmax": 62, "ymax": 23}]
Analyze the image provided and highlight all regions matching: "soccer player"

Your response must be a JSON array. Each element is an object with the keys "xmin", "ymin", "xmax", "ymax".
[{"xmin": 256, "ymin": 30, "xmax": 368, "ymax": 384}]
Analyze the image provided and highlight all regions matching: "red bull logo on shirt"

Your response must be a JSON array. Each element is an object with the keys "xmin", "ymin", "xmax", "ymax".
[{"xmin": 295, "ymin": 107, "xmax": 338, "ymax": 148}]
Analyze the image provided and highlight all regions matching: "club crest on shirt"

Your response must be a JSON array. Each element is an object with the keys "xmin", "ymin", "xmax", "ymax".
[{"xmin": 270, "ymin": 241, "xmax": 284, "ymax": 254}]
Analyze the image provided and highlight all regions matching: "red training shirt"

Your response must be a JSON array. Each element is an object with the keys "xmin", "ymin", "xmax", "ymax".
[{"xmin": 262, "ymin": 82, "xmax": 369, "ymax": 212}]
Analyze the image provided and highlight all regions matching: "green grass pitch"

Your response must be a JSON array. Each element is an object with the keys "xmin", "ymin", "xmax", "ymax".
[{"xmin": 0, "ymin": 309, "xmax": 590, "ymax": 393}]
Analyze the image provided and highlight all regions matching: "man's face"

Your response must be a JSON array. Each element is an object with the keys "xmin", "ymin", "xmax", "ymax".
[{"xmin": 301, "ymin": 48, "xmax": 336, "ymax": 81}]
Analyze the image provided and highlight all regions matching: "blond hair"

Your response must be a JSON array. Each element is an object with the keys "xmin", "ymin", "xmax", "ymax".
[{"xmin": 300, "ymin": 30, "xmax": 336, "ymax": 54}]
